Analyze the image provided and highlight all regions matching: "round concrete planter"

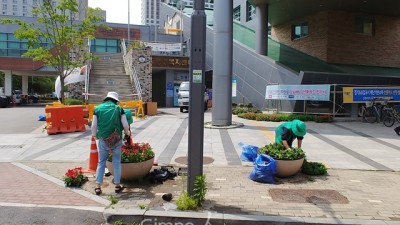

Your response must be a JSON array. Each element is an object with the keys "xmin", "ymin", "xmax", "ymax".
[
  {"xmin": 275, "ymin": 158, "xmax": 304, "ymax": 177},
  {"xmin": 106, "ymin": 157, "xmax": 154, "ymax": 180}
]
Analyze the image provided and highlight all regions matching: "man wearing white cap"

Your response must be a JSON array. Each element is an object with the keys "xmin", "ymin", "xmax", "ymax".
[{"xmin": 91, "ymin": 92, "xmax": 131, "ymax": 195}]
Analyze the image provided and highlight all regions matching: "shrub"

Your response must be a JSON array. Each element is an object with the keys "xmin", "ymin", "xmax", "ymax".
[
  {"xmin": 258, "ymin": 142, "xmax": 305, "ymax": 160},
  {"xmin": 302, "ymin": 160, "xmax": 328, "ymax": 175},
  {"xmin": 193, "ymin": 175, "xmax": 207, "ymax": 206},
  {"xmin": 176, "ymin": 192, "xmax": 197, "ymax": 210},
  {"xmin": 64, "ymin": 98, "xmax": 83, "ymax": 105},
  {"xmin": 315, "ymin": 114, "xmax": 333, "ymax": 123}
]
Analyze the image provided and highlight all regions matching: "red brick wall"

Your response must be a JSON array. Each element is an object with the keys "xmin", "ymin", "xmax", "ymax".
[
  {"xmin": 0, "ymin": 57, "xmax": 43, "ymax": 70},
  {"xmin": 271, "ymin": 10, "xmax": 400, "ymax": 68},
  {"xmin": 327, "ymin": 11, "xmax": 400, "ymax": 67},
  {"xmin": 271, "ymin": 11, "xmax": 329, "ymax": 61}
]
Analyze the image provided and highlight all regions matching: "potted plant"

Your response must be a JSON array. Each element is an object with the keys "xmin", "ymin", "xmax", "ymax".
[
  {"xmin": 258, "ymin": 142, "xmax": 305, "ymax": 177},
  {"xmin": 106, "ymin": 141, "xmax": 155, "ymax": 180}
]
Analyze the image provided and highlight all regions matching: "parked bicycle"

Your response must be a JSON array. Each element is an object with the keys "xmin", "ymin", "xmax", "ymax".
[
  {"xmin": 383, "ymin": 105, "xmax": 400, "ymax": 127},
  {"xmin": 358, "ymin": 97, "xmax": 392, "ymax": 123}
]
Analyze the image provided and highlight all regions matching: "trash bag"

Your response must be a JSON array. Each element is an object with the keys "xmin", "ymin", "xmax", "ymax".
[
  {"xmin": 38, "ymin": 114, "xmax": 46, "ymax": 121},
  {"xmin": 239, "ymin": 142, "xmax": 259, "ymax": 162},
  {"xmin": 249, "ymin": 154, "xmax": 277, "ymax": 184}
]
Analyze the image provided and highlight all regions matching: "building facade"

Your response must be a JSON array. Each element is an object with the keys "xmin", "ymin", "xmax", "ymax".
[
  {"xmin": 160, "ymin": 0, "xmax": 400, "ymax": 115},
  {"xmin": 1, "ymin": 0, "xmax": 88, "ymax": 20}
]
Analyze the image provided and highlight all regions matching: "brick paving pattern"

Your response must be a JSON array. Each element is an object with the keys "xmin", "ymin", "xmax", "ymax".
[{"xmin": 0, "ymin": 163, "xmax": 103, "ymax": 207}]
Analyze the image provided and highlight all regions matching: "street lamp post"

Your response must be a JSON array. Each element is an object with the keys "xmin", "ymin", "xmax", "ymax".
[
  {"xmin": 128, "ymin": 0, "xmax": 130, "ymax": 43},
  {"xmin": 187, "ymin": 0, "xmax": 206, "ymax": 195}
]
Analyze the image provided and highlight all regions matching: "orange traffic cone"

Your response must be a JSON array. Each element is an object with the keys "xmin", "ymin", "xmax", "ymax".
[{"xmin": 84, "ymin": 136, "xmax": 98, "ymax": 174}]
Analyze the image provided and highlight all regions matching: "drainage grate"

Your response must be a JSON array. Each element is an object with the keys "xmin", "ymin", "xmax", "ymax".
[
  {"xmin": 0, "ymin": 145, "xmax": 24, "ymax": 149},
  {"xmin": 269, "ymin": 188, "xmax": 349, "ymax": 204}
]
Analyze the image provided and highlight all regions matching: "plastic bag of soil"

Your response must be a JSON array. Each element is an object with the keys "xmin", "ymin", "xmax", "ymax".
[
  {"xmin": 239, "ymin": 142, "xmax": 258, "ymax": 162},
  {"xmin": 249, "ymin": 154, "xmax": 277, "ymax": 184}
]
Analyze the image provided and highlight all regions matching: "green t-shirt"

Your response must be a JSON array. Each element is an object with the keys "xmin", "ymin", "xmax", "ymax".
[{"xmin": 94, "ymin": 101, "xmax": 125, "ymax": 139}]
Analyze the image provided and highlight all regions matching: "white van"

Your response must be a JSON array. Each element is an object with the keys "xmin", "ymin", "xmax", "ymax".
[{"xmin": 177, "ymin": 81, "xmax": 209, "ymax": 113}]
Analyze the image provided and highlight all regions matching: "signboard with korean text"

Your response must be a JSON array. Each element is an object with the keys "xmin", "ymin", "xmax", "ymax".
[
  {"xmin": 232, "ymin": 79, "xmax": 237, "ymax": 97},
  {"xmin": 342, "ymin": 87, "xmax": 400, "ymax": 103},
  {"xmin": 265, "ymin": 85, "xmax": 330, "ymax": 101}
]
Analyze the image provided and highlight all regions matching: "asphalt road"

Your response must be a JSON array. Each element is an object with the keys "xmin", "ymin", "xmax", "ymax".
[
  {"xmin": 0, "ymin": 206, "xmax": 104, "ymax": 225},
  {"xmin": 0, "ymin": 104, "xmax": 47, "ymax": 134}
]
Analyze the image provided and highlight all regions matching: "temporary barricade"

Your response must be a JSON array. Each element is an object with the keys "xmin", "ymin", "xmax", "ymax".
[
  {"xmin": 45, "ymin": 105, "xmax": 88, "ymax": 134},
  {"xmin": 120, "ymin": 100, "xmax": 145, "ymax": 119}
]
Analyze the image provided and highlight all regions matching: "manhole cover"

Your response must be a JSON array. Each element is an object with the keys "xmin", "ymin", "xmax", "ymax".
[
  {"xmin": 269, "ymin": 189, "xmax": 349, "ymax": 204},
  {"xmin": 175, "ymin": 156, "xmax": 214, "ymax": 165}
]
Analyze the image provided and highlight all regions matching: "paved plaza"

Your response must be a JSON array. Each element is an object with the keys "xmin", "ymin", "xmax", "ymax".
[{"xmin": 0, "ymin": 107, "xmax": 400, "ymax": 224}]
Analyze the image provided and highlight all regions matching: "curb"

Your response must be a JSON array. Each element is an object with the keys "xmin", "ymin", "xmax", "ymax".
[{"xmin": 103, "ymin": 208, "xmax": 394, "ymax": 225}]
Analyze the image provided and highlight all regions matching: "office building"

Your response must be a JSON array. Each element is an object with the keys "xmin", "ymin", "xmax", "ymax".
[{"xmin": 1, "ymin": 0, "xmax": 88, "ymax": 20}]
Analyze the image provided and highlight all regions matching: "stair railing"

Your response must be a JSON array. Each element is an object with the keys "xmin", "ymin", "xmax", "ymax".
[{"xmin": 121, "ymin": 39, "xmax": 142, "ymax": 101}]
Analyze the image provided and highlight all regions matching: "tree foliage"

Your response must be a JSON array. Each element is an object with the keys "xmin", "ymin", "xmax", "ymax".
[{"xmin": 1, "ymin": 0, "xmax": 107, "ymax": 103}]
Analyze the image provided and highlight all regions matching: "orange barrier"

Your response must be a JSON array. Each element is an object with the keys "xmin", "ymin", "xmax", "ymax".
[
  {"xmin": 45, "ymin": 105, "xmax": 88, "ymax": 134},
  {"xmin": 84, "ymin": 136, "xmax": 98, "ymax": 174}
]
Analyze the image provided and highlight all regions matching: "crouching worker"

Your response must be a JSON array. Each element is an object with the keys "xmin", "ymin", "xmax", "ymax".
[{"xmin": 275, "ymin": 119, "xmax": 307, "ymax": 149}]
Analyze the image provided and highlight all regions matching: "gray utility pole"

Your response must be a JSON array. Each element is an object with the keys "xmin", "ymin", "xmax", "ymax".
[
  {"xmin": 128, "ymin": 0, "xmax": 130, "ymax": 43},
  {"xmin": 187, "ymin": 0, "xmax": 206, "ymax": 195},
  {"xmin": 212, "ymin": 0, "xmax": 233, "ymax": 126}
]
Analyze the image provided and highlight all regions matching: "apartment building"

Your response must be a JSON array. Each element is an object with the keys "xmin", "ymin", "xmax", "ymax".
[{"xmin": 1, "ymin": 0, "xmax": 88, "ymax": 20}]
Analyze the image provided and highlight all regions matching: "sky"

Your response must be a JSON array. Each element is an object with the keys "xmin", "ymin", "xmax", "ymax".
[{"xmin": 88, "ymin": 0, "xmax": 142, "ymax": 25}]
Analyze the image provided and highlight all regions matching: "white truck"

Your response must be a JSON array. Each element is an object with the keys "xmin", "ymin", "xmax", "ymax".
[{"xmin": 177, "ymin": 81, "xmax": 209, "ymax": 113}]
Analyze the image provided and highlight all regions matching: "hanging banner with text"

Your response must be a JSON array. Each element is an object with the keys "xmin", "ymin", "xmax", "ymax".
[
  {"xmin": 342, "ymin": 87, "xmax": 400, "ymax": 103},
  {"xmin": 143, "ymin": 42, "xmax": 182, "ymax": 52},
  {"xmin": 265, "ymin": 85, "xmax": 330, "ymax": 101}
]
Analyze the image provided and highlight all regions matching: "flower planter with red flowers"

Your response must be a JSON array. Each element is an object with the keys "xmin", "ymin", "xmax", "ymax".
[{"xmin": 107, "ymin": 142, "xmax": 155, "ymax": 180}]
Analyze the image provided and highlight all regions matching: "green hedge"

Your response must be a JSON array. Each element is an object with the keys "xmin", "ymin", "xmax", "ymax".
[
  {"xmin": 233, "ymin": 105, "xmax": 333, "ymax": 123},
  {"xmin": 64, "ymin": 98, "xmax": 84, "ymax": 105}
]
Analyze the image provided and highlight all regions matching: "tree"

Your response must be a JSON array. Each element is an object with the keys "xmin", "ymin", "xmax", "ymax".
[{"xmin": 1, "ymin": 0, "xmax": 107, "ymax": 103}]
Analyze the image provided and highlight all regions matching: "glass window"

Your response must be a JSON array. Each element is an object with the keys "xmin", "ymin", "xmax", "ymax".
[
  {"xmin": 8, "ymin": 34, "xmax": 19, "ymax": 41},
  {"xmin": 0, "ymin": 41, "xmax": 6, "ymax": 48},
  {"xmin": 2, "ymin": 4, "xmax": 6, "ymax": 10},
  {"xmin": 95, "ymin": 46, "xmax": 106, "ymax": 52},
  {"xmin": 355, "ymin": 16, "xmax": 374, "ymax": 36},
  {"xmin": 23, "ymin": 6, "xmax": 27, "ymax": 12},
  {"xmin": 2, "ymin": 0, "xmax": 6, "ymax": 3},
  {"xmin": 292, "ymin": 22, "xmax": 309, "ymax": 40},
  {"xmin": 21, "ymin": 42, "xmax": 28, "ymax": 49},
  {"xmin": 0, "ymin": 49, "xmax": 6, "ymax": 56},
  {"xmin": 8, "ymin": 42, "xmax": 20, "ymax": 49},
  {"xmin": 107, "ymin": 46, "xmax": 117, "ymax": 53},
  {"xmin": 12, "ymin": 5, "xmax": 17, "ymax": 11},
  {"xmin": 0, "ymin": 33, "xmax": 7, "ymax": 41},
  {"xmin": 107, "ymin": 39, "xmax": 117, "ymax": 46},
  {"xmin": 8, "ymin": 49, "xmax": 21, "ymax": 56},
  {"xmin": 23, "ymin": 0, "xmax": 27, "ymax": 4},
  {"xmin": 94, "ymin": 38, "xmax": 106, "ymax": 46},
  {"xmin": 233, "ymin": 6, "xmax": 240, "ymax": 21},
  {"xmin": 246, "ymin": 1, "xmax": 255, "ymax": 22},
  {"xmin": 12, "ymin": 0, "xmax": 17, "ymax": 3}
]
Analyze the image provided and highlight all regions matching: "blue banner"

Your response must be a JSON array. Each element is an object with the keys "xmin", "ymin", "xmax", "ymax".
[{"xmin": 352, "ymin": 88, "xmax": 400, "ymax": 101}]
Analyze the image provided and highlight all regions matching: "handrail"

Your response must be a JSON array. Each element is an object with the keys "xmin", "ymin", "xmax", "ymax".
[
  {"xmin": 84, "ymin": 38, "xmax": 92, "ymax": 104},
  {"xmin": 121, "ymin": 39, "xmax": 142, "ymax": 101}
]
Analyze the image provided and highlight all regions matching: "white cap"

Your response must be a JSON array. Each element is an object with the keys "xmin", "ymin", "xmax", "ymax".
[{"xmin": 105, "ymin": 92, "xmax": 119, "ymax": 102}]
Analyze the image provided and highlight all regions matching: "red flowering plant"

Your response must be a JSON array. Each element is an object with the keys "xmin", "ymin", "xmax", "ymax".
[
  {"xmin": 62, "ymin": 167, "xmax": 86, "ymax": 187},
  {"xmin": 108, "ymin": 140, "xmax": 155, "ymax": 163}
]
